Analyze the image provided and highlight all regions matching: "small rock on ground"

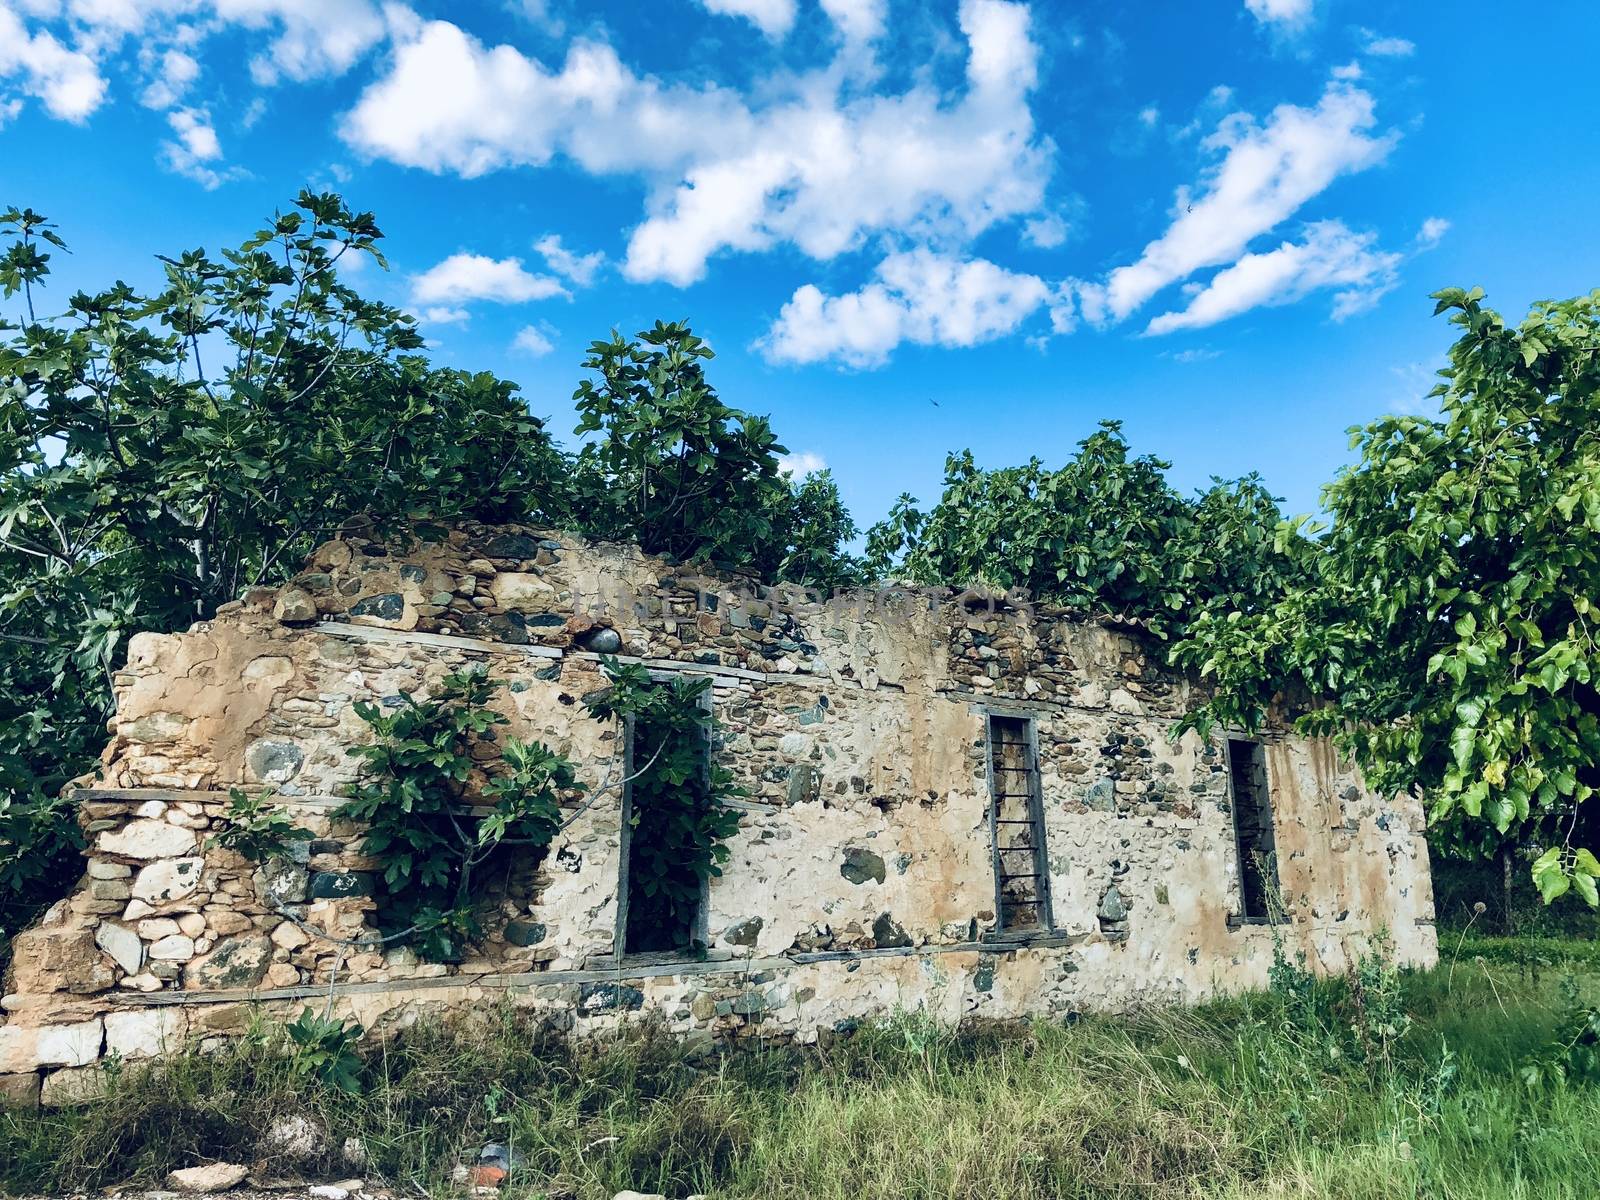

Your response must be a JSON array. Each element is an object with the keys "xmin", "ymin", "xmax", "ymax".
[{"xmin": 166, "ymin": 1164, "xmax": 249, "ymax": 1193}]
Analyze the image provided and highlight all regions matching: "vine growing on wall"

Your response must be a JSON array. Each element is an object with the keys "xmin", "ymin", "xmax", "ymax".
[
  {"xmin": 212, "ymin": 659, "xmax": 742, "ymax": 963},
  {"xmin": 338, "ymin": 667, "xmax": 578, "ymax": 961},
  {"xmin": 586, "ymin": 657, "xmax": 743, "ymax": 954}
]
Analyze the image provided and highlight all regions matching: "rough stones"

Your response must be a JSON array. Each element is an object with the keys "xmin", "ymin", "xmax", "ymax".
[
  {"xmin": 0, "ymin": 1019, "xmax": 103, "ymax": 1073},
  {"xmin": 96, "ymin": 819, "xmax": 197, "ymax": 860},
  {"xmin": 167, "ymin": 1163, "xmax": 249, "ymax": 1192},
  {"xmin": 261, "ymin": 1113, "xmax": 329, "ymax": 1163},
  {"xmin": 349, "ymin": 592, "xmax": 405, "ymax": 623},
  {"xmin": 578, "ymin": 627, "xmax": 623, "ymax": 653},
  {"xmin": 40, "ymin": 1065, "xmax": 106, "ymax": 1106},
  {"xmin": 131, "ymin": 857, "xmax": 205, "ymax": 904},
  {"xmin": 504, "ymin": 920, "xmax": 547, "ymax": 947},
  {"xmin": 254, "ymin": 858, "xmax": 309, "ymax": 906},
  {"xmin": 489, "ymin": 573, "xmax": 553, "ymax": 606},
  {"xmin": 105, "ymin": 1008, "xmax": 186, "ymax": 1058},
  {"xmin": 723, "ymin": 917, "xmax": 763, "ymax": 947},
  {"xmin": 184, "ymin": 934, "xmax": 273, "ymax": 991},
  {"xmin": 149, "ymin": 934, "xmax": 196, "ymax": 960},
  {"xmin": 0, "ymin": 1071, "xmax": 41, "ymax": 1109},
  {"xmin": 274, "ymin": 588, "xmax": 319, "ymax": 624},
  {"xmin": 245, "ymin": 738, "xmax": 304, "ymax": 783},
  {"xmin": 578, "ymin": 983, "xmax": 645, "ymax": 1013},
  {"xmin": 308, "ymin": 871, "xmax": 372, "ymax": 899},
  {"xmin": 840, "ymin": 848, "xmax": 886, "ymax": 886},
  {"xmin": 1098, "ymin": 884, "xmax": 1127, "ymax": 923},
  {"xmin": 94, "ymin": 922, "xmax": 145, "ymax": 976},
  {"xmin": 872, "ymin": 913, "xmax": 912, "ymax": 948},
  {"xmin": 11, "ymin": 926, "xmax": 116, "ymax": 994}
]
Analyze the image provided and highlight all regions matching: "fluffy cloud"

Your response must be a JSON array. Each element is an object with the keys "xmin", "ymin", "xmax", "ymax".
[
  {"xmin": 0, "ymin": 3, "xmax": 107, "ymax": 120},
  {"xmin": 212, "ymin": 0, "xmax": 387, "ymax": 85},
  {"xmin": 535, "ymin": 234, "xmax": 604, "ymax": 287},
  {"xmin": 1244, "ymin": 0, "xmax": 1313, "ymax": 30},
  {"xmin": 160, "ymin": 105, "xmax": 242, "ymax": 188},
  {"xmin": 777, "ymin": 450, "xmax": 827, "ymax": 476},
  {"xmin": 410, "ymin": 253, "xmax": 567, "ymax": 305},
  {"xmin": 0, "ymin": 0, "xmax": 388, "ymax": 184},
  {"xmin": 344, "ymin": 0, "xmax": 1048, "ymax": 286},
  {"xmin": 696, "ymin": 0, "xmax": 796, "ymax": 39},
  {"xmin": 1088, "ymin": 80, "xmax": 1395, "ymax": 323},
  {"xmin": 819, "ymin": 0, "xmax": 886, "ymax": 45},
  {"xmin": 511, "ymin": 324, "xmax": 557, "ymax": 357},
  {"xmin": 1144, "ymin": 220, "xmax": 1400, "ymax": 334},
  {"xmin": 139, "ymin": 47, "xmax": 200, "ymax": 109},
  {"xmin": 1362, "ymin": 30, "xmax": 1416, "ymax": 57},
  {"xmin": 1416, "ymin": 216, "xmax": 1449, "ymax": 249},
  {"xmin": 760, "ymin": 249, "xmax": 1054, "ymax": 367}
]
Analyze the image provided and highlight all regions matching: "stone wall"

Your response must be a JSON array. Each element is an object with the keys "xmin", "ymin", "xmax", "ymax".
[{"xmin": 0, "ymin": 524, "xmax": 1437, "ymax": 1107}]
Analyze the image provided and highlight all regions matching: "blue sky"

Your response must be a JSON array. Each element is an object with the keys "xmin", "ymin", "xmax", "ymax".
[{"xmin": 2, "ymin": 0, "xmax": 1598, "ymax": 525}]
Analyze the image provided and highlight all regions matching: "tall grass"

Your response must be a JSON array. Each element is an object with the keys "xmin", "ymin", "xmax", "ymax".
[{"xmin": 3, "ymin": 955, "xmax": 1598, "ymax": 1199}]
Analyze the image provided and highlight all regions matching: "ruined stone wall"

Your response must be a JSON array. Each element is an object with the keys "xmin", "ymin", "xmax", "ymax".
[{"xmin": 0, "ymin": 525, "xmax": 1436, "ymax": 1107}]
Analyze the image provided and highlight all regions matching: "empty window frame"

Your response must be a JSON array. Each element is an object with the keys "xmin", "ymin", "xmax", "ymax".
[
  {"xmin": 615, "ymin": 682, "xmax": 713, "ymax": 956},
  {"xmin": 1227, "ymin": 738, "xmax": 1280, "ymax": 924},
  {"xmin": 986, "ymin": 713, "xmax": 1053, "ymax": 934}
]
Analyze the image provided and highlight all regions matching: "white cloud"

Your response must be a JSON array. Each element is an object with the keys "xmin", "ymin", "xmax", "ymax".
[
  {"xmin": 1138, "ymin": 105, "xmax": 1159, "ymax": 127},
  {"xmin": 1415, "ymin": 216, "xmax": 1449, "ymax": 248},
  {"xmin": 160, "ymin": 105, "xmax": 242, "ymax": 188},
  {"xmin": 139, "ymin": 47, "xmax": 199, "ymax": 109},
  {"xmin": 0, "ymin": 3, "xmax": 107, "ymax": 120},
  {"xmin": 512, "ymin": 323, "xmax": 556, "ymax": 357},
  {"xmin": 1144, "ymin": 220, "xmax": 1399, "ymax": 335},
  {"xmin": 344, "ymin": 0, "xmax": 1049, "ymax": 287},
  {"xmin": 0, "ymin": 0, "xmax": 386, "ymax": 125},
  {"xmin": 419, "ymin": 305, "xmax": 471, "ymax": 325},
  {"xmin": 696, "ymin": 0, "xmax": 796, "ymax": 39},
  {"xmin": 1362, "ymin": 31, "xmax": 1415, "ymax": 57},
  {"xmin": 1022, "ymin": 213, "xmax": 1068, "ymax": 248},
  {"xmin": 534, "ymin": 233, "xmax": 604, "ymax": 286},
  {"xmin": 1094, "ymin": 80, "xmax": 1395, "ymax": 323},
  {"xmin": 760, "ymin": 248, "xmax": 1053, "ymax": 368},
  {"xmin": 1244, "ymin": 0, "xmax": 1312, "ymax": 30},
  {"xmin": 1165, "ymin": 347, "xmax": 1222, "ymax": 363},
  {"xmin": 777, "ymin": 450, "xmax": 827, "ymax": 476},
  {"xmin": 819, "ymin": 0, "xmax": 886, "ymax": 46},
  {"xmin": 211, "ymin": 0, "xmax": 387, "ymax": 86},
  {"xmin": 411, "ymin": 253, "xmax": 567, "ymax": 305},
  {"xmin": 511, "ymin": 0, "xmax": 564, "ymax": 36}
]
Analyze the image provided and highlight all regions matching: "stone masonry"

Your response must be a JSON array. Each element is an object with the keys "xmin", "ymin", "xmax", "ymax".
[{"xmin": 0, "ymin": 524, "xmax": 1437, "ymax": 1106}]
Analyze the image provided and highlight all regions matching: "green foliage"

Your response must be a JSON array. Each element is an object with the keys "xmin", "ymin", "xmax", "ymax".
[
  {"xmin": 286, "ymin": 1007, "xmax": 365, "ymax": 1095},
  {"xmin": 568, "ymin": 322, "xmax": 791, "ymax": 567},
  {"xmin": 208, "ymin": 788, "xmax": 311, "ymax": 863},
  {"xmin": 0, "ymin": 194, "xmax": 568, "ymax": 937},
  {"xmin": 1176, "ymin": 287, "xmax": 1600, "ymax": 899},
  {"xmin": 337, "ymin": 667, "xmax": 577, "ymax": 961},
  {"xmin": 1520, "ymin": 978, "xmax": 1600, "ymax": 1090},
  {"xmin": 585, "ymin": 657, "xmax": 742, "ymax": 953},
  {"xmin": 861, "ymin": 421, "xmax": 1311, "ymax": 639},
  {"xmin": 6, "ymin": 959, "xmax": 1598, "ymax": 1200},
  {"xmin": 0, "ymin": 785, "xmax": 79, "ymax": 952},
  {"xmin": 759, "ymin": 468, "xmax": 862, "ymax": 590}
]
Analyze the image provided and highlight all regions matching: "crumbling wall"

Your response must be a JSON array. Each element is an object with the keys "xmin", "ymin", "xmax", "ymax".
[{"xmin": 0, "ymin": 524, "xmax": 1436, "ymax": 1107}]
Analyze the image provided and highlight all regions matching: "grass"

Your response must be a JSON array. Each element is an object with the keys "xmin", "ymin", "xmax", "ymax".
[{"xmin": 3, "ymin": 939, "xmax": 1599, "ymax": 1200}]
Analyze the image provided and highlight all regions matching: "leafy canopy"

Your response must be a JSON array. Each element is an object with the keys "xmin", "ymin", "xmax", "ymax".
[
  {"xmin": 0, "ymin": 197, "xmax": 856, "ymax": 941},
  {"xmin": 1177, "ymin": 287, "xmax": 1600, "ymax": 903},
  {"xmin": 0, "ymin": 193, "xmax": 568, "ymax": 937},
  {"xmin": 862, "ymin": 420, "xmax": 1310, "ymax": 640}
]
